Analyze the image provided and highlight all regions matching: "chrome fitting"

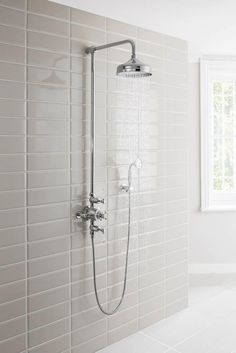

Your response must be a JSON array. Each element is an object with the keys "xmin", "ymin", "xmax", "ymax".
[
  {"xmin": 89, "ymin": 194, "xmax": 105, "ymax": 204},
  {"xmin": 90, "ymin": 225, "xmax": 104, "ymax": 234},
  {"xmin": 76, "ymin": 206, "xmax": 106, "ymax": 222}
]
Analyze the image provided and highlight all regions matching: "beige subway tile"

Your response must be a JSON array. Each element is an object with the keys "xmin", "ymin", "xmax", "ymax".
[
  {"xmin": 0, "ymin": 5, "xmax": 25, "ymax": 27},
  {"xmin": 0, "ymin": 80, "xmax": 24, "ymax": 100},
  {"xmin": 28, "ymin": 203, "xmax": 70, "ymax": 224},
  {"xmin": 0, "ymin": 315, "xmax": 26, "ymax": 341},
  {"xmin": 108, "ymin": 305, "xmax": 138, "ymax": 331},
  {"xmin": 0, "ymin": 208, "xmax": 25, "ymax": 228},
  {"xmin": 165, "ymin": 224, "xmax": 188, "ymax": 241},
  {"xmin": 71, "ymin": 8, "xmax": 105, "ymax": 29},
  {"xmin": 166, "ymin": 273, "xmax": 188, "ymax": 292},
  {"xmin": 107, "ymin": 18, "xmax": 137, "ymax": 37},
  {"xmin": 71, "ymin": 23, "xmax": 105, "ymax": 44},
  {"xmin": 27, "ymin": 170, "xmax": 69, "ymax": 189},
  {"xmin": 27, "ymin": 153, "xmax": 68, "ymax": 171},
  {"xmin": 28, "ymin": 186, "xmax": 70, "ymax": 206},
  {"xmin": 108, "ymin": 320, "xmax": 138, "ymax": 345},
  {"xmin": 0, "ymin": 99, "xmax": 25, "ymax": 117},
  {"xmin": 0, "ymin": 262, "xmax": 25, "ymax": 285},
  {"xmin": 29, "ymin": 334, "xmax": 70, "ymax": 353},
  {"xmin": 71, "ymin": 273, "xmax": 106, "ymax": 297},
  {"xmin": 165, "ymin": 296, "xmax": 188, "ymax": 317},
  {"xmin": 28, "ymin": 235, "xmax": 69, "ymax": 259},
  {"xmin": 0, "ymin": 226, "xmax": 25, "ymax": 247},
  {"xmin": 0, "ymin": 0, "xmax": 25, "ymax": 9},
  {"xmin": 28, "ymin": 0, "xmax": 69, "ymax": 20},
  {"xmin": 0, "ymin": 333, "xmax": 26, "ymax": 353},
  {"xmin": 165, "ymin": 261, "xmax": 188, "ymax": 279},
  {"xmin": 28, "ymin": 31, "xmax": 69, "ymax": 53},
  {"xmin": 72, "ymin": 319, "xmax": 106, "ymax": 346},
  {"xmin": 166, "ymin": 249, "xmax": 188, "ymax": 268},
  {"xmin": 28, "ymin": 218, "xmax": 70, "ymax": 242},
  {"xmin": 27, "ymin": 66, "xmax": 69, "ymax": 85},
  {"xmin": 27, "ymin": 119, "xmax": 69, "ymax": 136},
  {"xmin": 0, "ymin": 190, "xmax": 25, "ymax": 210},
  {"xmin": 138, "ymin": 27, "xmax": 164, "ymax": 45},
  {"xmin": 28, "ymin": 13, "xmax": 68, "ymax": 37},
  {"xmin": 27, "ymin": 136, "xmax": 69, "ymax": 153},
  {"xmin": 0, "ymin": 298, "xmax": 25, "ymax": 322},
  {"xmin": 139, "ymin": 308, "xmax": 164, "ymax": 330},
  {"xmin": 0, "ymin": 136, "xmax": 24, "ymax": 154},
  {"xmin": 0, "ymin": 173, "xmax": 24, "ymax": 191},
  {"xmin": 0, "ymin": 62, "xmax": 24, "ymax": 81},
  {"xmin": 0, "ymin": 118, "xmax": 25, "ymax": 135},
  {"xmin": 0, "ymin": 23, "xmax": 25, "ymax": 45},
  {"xmin": 27, "ymin": 101, "xmax": 68, "ymax": 119},
  {"xmin": 72, "ymin": 306, "xmax": 104, "ymax": 331},
  {"xmin": 29, "ymin": 318, "xmax": 69, "ymax": 348},
  {"xmin": 71, "ymin": 288, "xmax": 106, "ymax": 312},
  {"xmin": 0, "ymin": 279, "xmax": 25, "ymax": 304},
  {"xmin": 139, "ymin": 282, "xmax": 165, "ymax": 302},
  {"xmin": 28, "ymin": 252, "xmax": 69, "ymax": 277},
  {"xmin": 139, "ymin": 295, "xmax": 164, "ymax": 317},
  {"xmin": 28, "ymin": 84, "xmax": 69, "ymax": 103},
  {"xmin": 139, "ymin": 40, "xmax": 164, "ymax": 58},
  {"xmin": 28, "ymin": 269, "xmax": 69, "ymax": 296},
  {"xmin": 28, "ymin": 48, "xmax": 69, "ymax": 70},
  {"xmin": 139, "ymin": 256, "xmax": 165, "ymax": 276},
  {"xmin": 71, "ymin": 333, "xmax": 106, "ymax": 353},
  {"xmin": 0, "ymin": 43, "xmax": 25, "ymax": 63},
  {"xmin": 139, "ymin": 269, "xmax": 164, "ymax": 290},
  {"xmin": 29, "ymin": 301, "xmax": 69, "ymax": 330}
]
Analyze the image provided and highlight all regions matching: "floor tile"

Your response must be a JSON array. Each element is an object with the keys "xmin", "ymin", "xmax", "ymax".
[
  {"xmin": 142, "ymin": 307, "xmax": 211, "ymax": 346},
  {"xmin": 176, "ymin": 318, "xmax": 236, "ymax": 353},
  {"xmin": 97, "ymin": 332, "xmax": 169, "ymax": 353}
]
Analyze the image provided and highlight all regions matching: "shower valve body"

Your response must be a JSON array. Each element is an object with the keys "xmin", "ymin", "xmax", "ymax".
[{"xmin": 76, "ymin": 205, "xmax": 106, "ymax": 222}]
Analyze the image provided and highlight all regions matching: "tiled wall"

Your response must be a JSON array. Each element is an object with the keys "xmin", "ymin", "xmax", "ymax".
[{"xmin": 0, "ymin": 1, "xmax": 188, "ymax": 352}]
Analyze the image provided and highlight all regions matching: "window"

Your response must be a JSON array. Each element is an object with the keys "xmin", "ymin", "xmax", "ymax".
[{"xmin": 201, "ymin": 58, "xmax": 236, "ymax": 210}]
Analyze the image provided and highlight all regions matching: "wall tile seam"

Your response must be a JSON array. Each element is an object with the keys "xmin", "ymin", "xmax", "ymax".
[
  {"xmin": 0, "ymin": 312, "xmax": 26, "ymax": 326},
  {"xmin": 27, "ymin": 332, "xmax": 70, "ymax": 351},
  {"xmin": 0, "ymin": 3, "xmax": 26, "ymax": 12},
  {"xmin": 0, "ymin": 332, "xmax": 26, "ymax": 346},
  {"xmin": 0, "ymin": 20, "xmax": 26, "ymax": 31},
  {"xmin": 71, "ymin": 264, "xmax": 186, "ymax": 293}
]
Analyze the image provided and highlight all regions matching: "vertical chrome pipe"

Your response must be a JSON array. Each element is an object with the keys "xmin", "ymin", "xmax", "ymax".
[
  {"xmin": 90, "ymin": 52, "xmax": 95, "ymax": 236},
  {"xmin": 90, "ymin": 52, "xmax": 95, "ymax": 197}
]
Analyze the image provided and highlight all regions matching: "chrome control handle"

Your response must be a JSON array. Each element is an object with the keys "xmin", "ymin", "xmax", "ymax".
[{"xmin": 89, "ymin": 194, "xmax": 105, "ymax": 204}]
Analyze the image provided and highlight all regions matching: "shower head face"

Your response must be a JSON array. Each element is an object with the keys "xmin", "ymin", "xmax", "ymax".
[{"xmin": 116, "ymin": 57, "xmax": 152, "ymax": 78}]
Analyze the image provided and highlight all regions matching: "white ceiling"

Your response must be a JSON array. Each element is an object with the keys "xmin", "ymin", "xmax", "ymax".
[{"xmin": 51, "ymin": 0, "xmax": 236, "ymax": 62}]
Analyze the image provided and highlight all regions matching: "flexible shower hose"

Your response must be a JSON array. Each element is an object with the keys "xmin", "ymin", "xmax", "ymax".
[{"xmin": 91, "ymin": 185, "xmax": 132, "ymax": 316}]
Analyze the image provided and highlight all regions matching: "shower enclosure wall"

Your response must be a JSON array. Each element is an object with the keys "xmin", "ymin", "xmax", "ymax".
[{"xmin": 0, "ymin": 1, "xmax": 188, "ymax": 353}]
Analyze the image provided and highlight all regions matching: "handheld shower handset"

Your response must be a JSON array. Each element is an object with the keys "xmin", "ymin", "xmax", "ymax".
[{"xmin": 120, "ymin": 158, "xmax": 142, "ymax": 192}]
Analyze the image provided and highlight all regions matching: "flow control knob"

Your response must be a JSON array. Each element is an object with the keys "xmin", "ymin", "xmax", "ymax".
[{"xmin": 90, "ymin": 194, "xmax": 105, "ymax": 204}]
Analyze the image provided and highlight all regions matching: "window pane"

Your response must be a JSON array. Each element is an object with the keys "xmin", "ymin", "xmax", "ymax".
[{"xmin": 212, "ymin": 81, "xmax": 236, "ymax": 193}]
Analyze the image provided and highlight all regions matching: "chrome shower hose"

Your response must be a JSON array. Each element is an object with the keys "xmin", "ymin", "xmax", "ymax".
[{"xmin": 91, "ymin": 189, "xmax": 132, "ymax": 316}]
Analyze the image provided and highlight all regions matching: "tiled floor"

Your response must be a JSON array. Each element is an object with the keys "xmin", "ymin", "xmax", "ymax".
[{"xmin": 98, "ymin": 273, "xmax": 236, "ymax": 352}]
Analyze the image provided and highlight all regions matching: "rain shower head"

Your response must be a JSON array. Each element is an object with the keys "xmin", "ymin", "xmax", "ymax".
[{"xmin": 116, "ymin": 57, "xmax": 152, "ymax": 78}]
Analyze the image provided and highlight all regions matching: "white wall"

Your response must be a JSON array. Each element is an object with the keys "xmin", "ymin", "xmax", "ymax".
[
  {"xmin": 189, "ymin": 63, "xmax": 236, "ymax": 269},
  {"xmin": 52, "ymin": 0, "xmax": 236, "ymax": 62}
]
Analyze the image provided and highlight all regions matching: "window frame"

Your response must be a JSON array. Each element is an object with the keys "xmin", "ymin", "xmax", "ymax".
[{"xmin": 200, "ymin": 57, "xmax": 236, "ymax": 211}]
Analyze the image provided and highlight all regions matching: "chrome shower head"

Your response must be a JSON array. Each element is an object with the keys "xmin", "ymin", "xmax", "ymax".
[{"xmin": 117, "ymin": 57, "xmax": 152, "ymax": 78}]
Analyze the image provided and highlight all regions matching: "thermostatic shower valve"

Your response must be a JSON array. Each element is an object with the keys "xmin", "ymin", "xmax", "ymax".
[{"xmin": 76, "ymin": 193, "xmax": 106, "ymax": 236}]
